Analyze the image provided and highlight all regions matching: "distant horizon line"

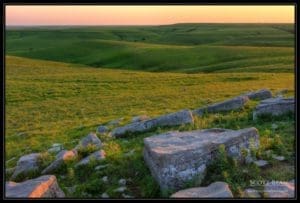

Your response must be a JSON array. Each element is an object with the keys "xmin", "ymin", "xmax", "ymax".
[{"xmin": 6, "ymin": 22, "xmax": 294, "ymax": 27}]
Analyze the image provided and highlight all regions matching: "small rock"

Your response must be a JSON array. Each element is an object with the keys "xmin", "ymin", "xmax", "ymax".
[
  {"xmin": 48, "ymin": 143, "xmax": 64, "ymax": 154},
  {"xmin": 60, "ymin": 175, "xmax": 66, "ymax": 180},
  {"xmin": 254, "ymin": 160, "xmax": 269, "ymax": 168},
  {"xmin": 118, "ymin": 179, "xmax": 126, "ymax": 186},
  {"xmin": 271, "ymin": 124, "xmax": 278, "ymax": 130},
  {"xmin": 170, "ymin": 182, "xmax": 233, "ymax": 198},
  {"xmin": 264, "ymin": 181, "xmax": 294, "ymax": 198},
  {"xmin": 42, "ymin": 150, "xmax": 78, "ymax": 174},
  {"xmin": 97, "ymin": 125, "xmax": 109, "ymax": 134},
  {"xmin": 243, "ymin": 188, "xmax": 261, "ymax": 198},
  {"xmin": 6, "ymin": 175, "xmax": 65, "ymax": 198},
  {"xmin": 102, "ymin": 176, "xmax": 108, "ymax": 183},
  {"xmin": 114, "ymin": 186, "xmax": 127, "ymax": 193},
  {"xmin": 65, "ymin": 185, "xmax": 77, "ymax": 194},
  {"xmin": 245, "ymin": 156, "xmax": 254, "ymax": 164},
  {"xmin": 101, "ymin": 192, "xmax": 109, "ymax": 198},
  {"xmin": 122, "ymin": 193, "xmax": 133, "ymax": 198},
  {"xmin": 272, "ymin": 155, "xmax": 285, "ymax": 161},
  {"xmin": 75, "ymin": 150, "xmax": 106, "ymax": 167},
  {"xmin": 242, "ymin": 169, "xmax": 249, "ymax": 174},
  {"xmin": 95, "ymin": 164, "xmax": 109, "ymax": 171},
  {"xmin": 131, "ymin": 115, "xmax": 150, "ymax": 123},
  {"xmin": 11, "ymin": 153, "xmax": 41, "ymax": 181},
  {"xmin": 75, "ymin": 133, "xmax": 102, "ymax": 151}
]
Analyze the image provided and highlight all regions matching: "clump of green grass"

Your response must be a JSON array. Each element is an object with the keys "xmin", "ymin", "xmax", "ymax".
[{"xmin": 201, "ymin": 145, "xmax": 261, "ymax": 197}]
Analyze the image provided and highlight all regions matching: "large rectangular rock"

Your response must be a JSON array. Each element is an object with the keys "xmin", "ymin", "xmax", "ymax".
[
  {"xmin": 111, "ymin": 110, "xmax": 194, "ymax": 138},
  {"xmin": 143, "ymin": 127, "xmax": 259, "ymax": 191},
  {"xmin": 253, "ymin": 97, "xmax": 294, "ymax": 120},
  {"xmin": 193, "ymin": 96, "xmax": 249, "ymax": 116}
]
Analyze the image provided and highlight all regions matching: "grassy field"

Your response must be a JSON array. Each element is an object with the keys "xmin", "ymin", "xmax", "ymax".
[
  {"xmin": 6, "ymin": 24, "xmax": 294, "ymax": 73},
  {"xmin": 5, "ymin": 23, "xmax": 295, "ymax": 198},
  {"xmin": 5, "ymin": 55, "xmax": 295, "ymax": 198}
]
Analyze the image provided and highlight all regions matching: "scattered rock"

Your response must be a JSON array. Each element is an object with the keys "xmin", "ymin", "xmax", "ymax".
[
  {"xmin": 114, "ymin": 186, "xmax": 127, "ymax": 193},
  {"xmin": 42, "ymin": 150, "xmax": 78, "ymax": 174},
  {"xmin": 75, "ymin": 150, "xmax": 106, "ymax": 167},
  {"xmin": 271, "ymin": 124, "xmax": 278, "ymax": 130},
  {"xmin": 102, "ymin": 176, "xmax": 108, "ymax": 183},
  {"xmin": 131, "ymin": 115, "xmax": 150, "ymax": 123},
  {"xmin": 75, "ymin": 133, "xmax": 102, "ymax": 150},
  {"xmin": 254, "ymin": 160, "xmax": 268, "ymax": 168},
  {"xmin": 264, "ymin": 181, "xmax": 294, "ymax": 198},
  {"xmin": 242, "ymin": 188, "xmax": 261, "ymax": 198},
  {"xmin": 122, "ymin": 193, "xmax": 133, "ymax": 198},
  {"xmin": 253, "ymin": 97, "xmax": 294, "ymax": 120},
  {"xmin": 118, "ymin": 179, "xmax": 126, "ymax": 186},
  {"xmin": 6, "ymin": 175, "xmax": 65, "ymax": 198},
  {"xmin": 112, "ymin": 109, "xmax": 194, "ymax": 138},
  {"xmin": 97, "ymin": 125, "xmax": 109, "ymax": 134},
  {"xmin": 193, "ymin": 96, "xmax": 249, "ymax": 116},
  {"xmin": 95, "ymin": 164, "xmax": 109, "ymax": 171},
  {"xmin": 101, "ymin": 192, "xmax": 109, "ymax": 198},
  {"xmin": 65, "ymin": 185, "xmax": 77, "ymax": 194},
  {"xmin": 48, "ymin": 143, "xmax": 64, "ymax": 154},
  {"xmin": 245, "ymin": 156, "xmax": 255, "ymax": 164},
  {"xmin": 11, "ymin": 153, "xmax": 41, "ymax": 181},
  {"xmin": 272, "ymin": 155, "xmax": 285, "ymax": 161},
  {"xmin": 144, "ymin": 127, "xmax": 259, "ymax": 190},
  {"xmin": 244, "ymin": 89, "xmax": 272, "ymax": 100},
  {"xmin": 170, "ymin": 182, "xmax": 233, "ymax": 198}
]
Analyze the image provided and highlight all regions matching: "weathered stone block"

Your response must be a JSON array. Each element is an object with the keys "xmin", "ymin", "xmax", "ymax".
[{"xmin": 143, "ymin": 127, "xmax": 259, "ymax": 190}]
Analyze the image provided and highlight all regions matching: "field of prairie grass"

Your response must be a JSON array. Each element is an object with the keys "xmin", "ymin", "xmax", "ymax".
[{"xmin": 5, "ymin": 23, "xmax": 295, "ymax": 198}]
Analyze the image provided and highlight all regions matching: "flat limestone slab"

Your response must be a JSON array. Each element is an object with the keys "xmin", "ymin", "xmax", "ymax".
[{"xmin": 143, "ymin": 127, "xmax": 259, "ymax": 190}]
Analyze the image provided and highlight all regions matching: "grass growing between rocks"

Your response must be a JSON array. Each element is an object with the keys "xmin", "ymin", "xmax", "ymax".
[{"xmin": 5, "ymin": 56, "xmax": 295, "ymax": 198}]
